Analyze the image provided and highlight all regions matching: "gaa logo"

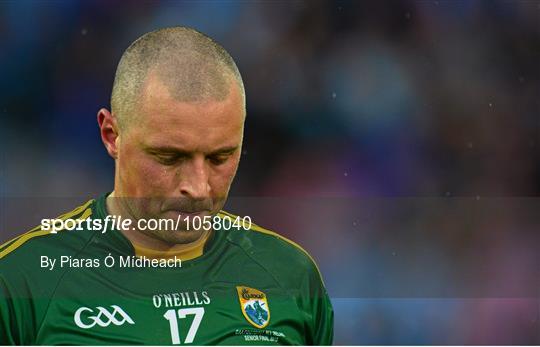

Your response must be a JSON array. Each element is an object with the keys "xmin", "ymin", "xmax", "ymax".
[{"xmin": 74, "ymin": 305, "xmax": 135, "ymax": 329}]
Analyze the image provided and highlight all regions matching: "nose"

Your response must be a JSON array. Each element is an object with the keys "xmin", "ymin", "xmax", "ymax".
[{"xmin": 178, "ymin": 157, "xmax": 211, "ymax": 200}]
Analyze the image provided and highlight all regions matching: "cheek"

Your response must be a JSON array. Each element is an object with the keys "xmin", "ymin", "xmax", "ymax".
[
  {"xmin": 119, "ymin": 150, "xmax": 171, "ymax": 196},
  {"xmin": 209, "ymin": 157, "xmax": 240, "ymax": 195}
]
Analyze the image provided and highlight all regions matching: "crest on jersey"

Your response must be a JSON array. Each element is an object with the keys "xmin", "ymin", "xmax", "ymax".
[{"xmin": 236, "ymin": 286, "xmax": 270, "ymax": 328}]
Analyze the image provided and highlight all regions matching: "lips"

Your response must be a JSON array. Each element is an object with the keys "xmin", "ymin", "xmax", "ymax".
[
  {"xmin": 177, "ymin": 210, "xmax": 209, "ymax": 217},
  {"xmin": 163, "ymin": 209, "xmax": 210, "ymax": 218}
]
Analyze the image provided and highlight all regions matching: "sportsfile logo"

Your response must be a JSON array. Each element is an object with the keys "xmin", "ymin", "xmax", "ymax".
[{"xmin": 74, "ymin": 305, "xmax": 135, "ymax": 329}]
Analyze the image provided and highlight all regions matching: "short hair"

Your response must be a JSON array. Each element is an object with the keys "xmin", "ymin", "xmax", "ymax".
[{"xmin": 111, "ymin": 26, "xmax": 245, "ymax": 130}]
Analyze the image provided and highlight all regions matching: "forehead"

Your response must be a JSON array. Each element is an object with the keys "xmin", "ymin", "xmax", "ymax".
[{"xmin": 133, "ymin": 72, "xmax": 245, "ymax": 150}]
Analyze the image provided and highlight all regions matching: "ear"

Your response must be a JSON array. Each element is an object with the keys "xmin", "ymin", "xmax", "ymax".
[{"xmin": 97, "ymin": 108, "xmax": 119, "ymax": 159}]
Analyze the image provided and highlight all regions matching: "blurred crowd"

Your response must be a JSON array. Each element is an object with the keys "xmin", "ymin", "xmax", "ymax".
[{"xmin": 1, "ymin": 1, "xmax": 538, "ymax": 344}]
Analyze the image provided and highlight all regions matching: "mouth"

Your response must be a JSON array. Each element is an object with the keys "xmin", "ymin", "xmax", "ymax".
[
  {"xmin": 180, "ymin": 211, "xmax": 209, "ymax": 217},
  {"xmin": 163, "ymin": 209, "xmax": 211, "ymax": 218}
]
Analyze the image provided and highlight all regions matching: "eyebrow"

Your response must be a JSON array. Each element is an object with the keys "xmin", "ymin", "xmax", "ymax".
[{"xmin": 145, "ymin": 145, "xmax": 239, "ymax": 156}]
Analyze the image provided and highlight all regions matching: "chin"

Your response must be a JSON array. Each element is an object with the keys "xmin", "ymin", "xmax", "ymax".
[{"xmin": 160, "ymin": 229, "xmax": 206, "ymax": 244}]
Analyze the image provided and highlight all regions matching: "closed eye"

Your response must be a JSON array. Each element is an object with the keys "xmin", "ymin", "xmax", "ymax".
[
  {"xmin": 208, "ymin": 154, "xmax": 230, "ymax": 166},
  {"xmin": 154, "ymin": 154, "xmax": 185, "ymax": 165}
]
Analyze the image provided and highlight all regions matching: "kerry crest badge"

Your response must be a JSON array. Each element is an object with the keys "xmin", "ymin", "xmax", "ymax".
[{"xmin": 236, "ymin": 286, "xmax": 270, "ymax": 328}]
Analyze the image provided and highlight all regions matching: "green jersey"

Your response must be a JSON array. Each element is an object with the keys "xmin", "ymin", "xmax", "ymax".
[{"xmin": 0, "ymin": 194, "xmax": 333, "ymax": 345}]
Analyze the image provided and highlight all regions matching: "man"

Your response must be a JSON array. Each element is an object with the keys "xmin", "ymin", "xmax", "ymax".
[{"xmin": 0, "ymin": 27, "xmax": 333, "ymax": 345}]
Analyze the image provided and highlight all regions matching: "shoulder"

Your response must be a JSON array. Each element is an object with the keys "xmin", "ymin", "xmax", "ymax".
[
  {"xmin": 0, "ymin": 199, "xmax": 97, "ymax": 342},
  {"xmin": 218, "ymin": 210, "xmax": 325, "ymax": 289},
  {"xmin": 0, "ymin": 199, "xmax": 96, "ymax": 269}
]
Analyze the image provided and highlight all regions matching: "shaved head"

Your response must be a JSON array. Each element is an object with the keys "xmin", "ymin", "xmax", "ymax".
[
  {"xmin": 111, "ymin": 26, "xmax": 245, "ymax": 130},
  {"xmin": 99, "ymin": 26, "xmax": 246, "ymax": 246}
]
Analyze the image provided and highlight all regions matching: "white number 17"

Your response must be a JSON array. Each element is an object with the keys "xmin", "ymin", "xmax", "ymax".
[{"xmin": 163, "ymin": 307, "xmax": 205, "ymax": 344}]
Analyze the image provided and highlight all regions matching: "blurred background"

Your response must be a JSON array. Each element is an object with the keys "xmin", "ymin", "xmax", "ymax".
[{"xmin": 1, "ymin": 0, "xmax": 538, "ymax": 344}]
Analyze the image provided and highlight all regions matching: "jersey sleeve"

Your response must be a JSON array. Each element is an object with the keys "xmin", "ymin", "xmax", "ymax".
[
  {"xmin": 0, "ymin": 273, "xmax": 16, "ymax": 344},
  {"xmin": 0, "ymin": 235, "xmax": 74, "ymax": 345},
  {"xmin": 312, "ymin": 284, "xmax": 334, "ymax": 345},
  {"xmin": 302, "ymin": 258, "xmax": 334, "ymax": 345},
  {"xmin": 0, "ymin": 260, "xmax": 37, "ymax": 344},
  {"xmin": 313, "ymin": 274, "xmax": 334, "ymax": 346}
]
